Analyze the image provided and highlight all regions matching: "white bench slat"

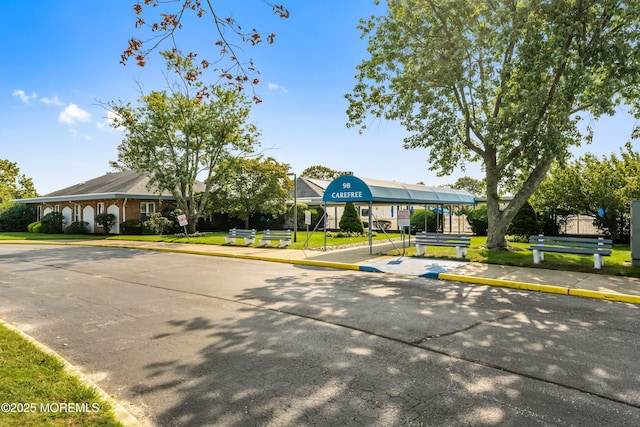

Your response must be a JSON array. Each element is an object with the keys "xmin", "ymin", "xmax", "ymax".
[
  {"xmin": 260, "ymin": 230, "xmax": 292, "ymax": 248},
  {"xmin": 225, "ymin": 228, "xmax": 256, "ymax": 245},
  {"xmin": 415, "ymin": 232, "xmax": 471, "ymax": 258},
  {"xmin": 528, "ymin": 234, "xmax": 612, "ymax": 269}
]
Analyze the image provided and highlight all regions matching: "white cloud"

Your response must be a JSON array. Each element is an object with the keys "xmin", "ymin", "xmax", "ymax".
[
  {"xmin": 12, "ymin": 89, "xmax": 37, "ymax": 104},
  {"xmin": 59, "ymin": 104, "xmax": 91, "ymax": 124},
  {"xmin": 268, "ymin": 82, "xmax": 288, "ymax": 94},
  {"xmin": 41, "ymin": 95, "xmax": 64, "ymax": 106}
]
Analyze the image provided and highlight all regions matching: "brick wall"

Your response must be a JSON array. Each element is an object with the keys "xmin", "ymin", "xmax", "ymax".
[{"xmin": 34, "ymin": 199, "xmax": 176, "ymax": 233}]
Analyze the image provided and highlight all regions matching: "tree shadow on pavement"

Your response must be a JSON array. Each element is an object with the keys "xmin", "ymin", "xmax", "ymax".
[{"xmin": 130, "ymin": 267, "xmax": 640, "ymax": 426}]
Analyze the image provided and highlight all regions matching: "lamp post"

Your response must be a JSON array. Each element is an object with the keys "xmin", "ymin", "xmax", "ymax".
[{"xmin": 288, "ymin": 172, "xmax": 297, "ymax": 242}]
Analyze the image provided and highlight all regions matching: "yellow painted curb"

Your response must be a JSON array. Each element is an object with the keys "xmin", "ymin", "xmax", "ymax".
[
  {"xmin": 439, "ymin": 273, "xmax": 571, "ymax": 295},
  {"xmin": 569, "ymin": 289, "xmax": 640, "ymax": 304},
  {"xmin": 296, "ymin": 259, "xmax": 361, "ymax": 270},
  {"xmin": 5, "ymin": 240, "xmax": 639, "ymax": 304},
  {"xmin": 439, "ymin": 274, "xmax": 640, "ymax": 305}
]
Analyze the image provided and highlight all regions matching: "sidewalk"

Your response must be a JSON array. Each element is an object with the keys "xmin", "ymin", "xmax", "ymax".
[{"xmin": 3, "ymin": 239, "xmax": 640, "ymax": 304}]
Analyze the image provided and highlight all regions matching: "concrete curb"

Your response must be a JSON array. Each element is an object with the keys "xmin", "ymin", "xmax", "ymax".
[
  {"xmin": 438, "ymin": 273, "xmax": 640, "ymax": 305},
  {"xmin": 2, "ymin": 240, "xmax": 639, "ymax": 305},
  {"xmin": 0, "ymin": 320, "xmax": 145, "ymax": 427},
  {"xmin": 72, "ymin": 243, "xmax": 363, "ymax": 271}
]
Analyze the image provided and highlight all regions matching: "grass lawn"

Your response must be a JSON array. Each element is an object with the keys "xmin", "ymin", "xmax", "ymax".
[
  {"xmin": 0, "ymin": 231, "xmax": 403, "ymax": 250},
  {"xmin": 0, "ymin": 323, "xmax": 122, "ymax": 426},
  {"xmin": 400, "ymin": 236, "xmax": 640, "ymax": 277}
]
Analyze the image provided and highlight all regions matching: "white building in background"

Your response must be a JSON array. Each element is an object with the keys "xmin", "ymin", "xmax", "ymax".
[{"xmin": 292, "ymin": 176, "xmax": 476, "ymax": 233}]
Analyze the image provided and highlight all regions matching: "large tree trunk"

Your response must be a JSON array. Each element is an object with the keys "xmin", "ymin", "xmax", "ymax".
[
  {"xmin": 485, "ymin": 153, "xmax": 556, "ymax": 250},
  {"xmin": 485, "ymin": 148, "xmax": 509, "ymax": 249}
]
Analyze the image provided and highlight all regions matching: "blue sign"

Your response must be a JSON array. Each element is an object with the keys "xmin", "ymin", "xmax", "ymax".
[{"xmin": 323, "ymin": 175, "xmax": 373, "ymax": 203}]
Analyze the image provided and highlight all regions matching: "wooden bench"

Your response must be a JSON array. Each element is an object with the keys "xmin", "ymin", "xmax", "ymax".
[
  {"xmin": 529, "ymin": 235, "xmax": 612, "ymax": 269},
  {"xmin": 225, "ymin": 228, "xmax": 256, "ymax": 245},
  {"xmin": 260, "ymin": 229, "xmax": 292, "ymax": 248},
  {"xmin": 415, "ymin": 232, "xmax": 471, "ymax": 258}
]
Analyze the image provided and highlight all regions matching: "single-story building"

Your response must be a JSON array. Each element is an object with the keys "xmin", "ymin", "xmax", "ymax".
[{"xmin": 19, "ymin": 170, "xmax": 176, "ymax": 234}]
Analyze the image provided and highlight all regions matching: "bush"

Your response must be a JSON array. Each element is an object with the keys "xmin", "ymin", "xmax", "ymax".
[
  {"xmin": 65, "ymin": 221, "xmax": 90, "ymax": 234},
  {"xmin": 0, "ymin": 204, "xmax": 36, "ymax": 232},
  {"xmin": 32, "ymin": 222, "xmax": 42, "ymax": 233},
  {"xmin": 120, "ymin": 219, "xmax": 143, "ymax": 235},
  {"xmin": 143, "ymin": 212, "xmax": 173, "ymax": 235},
  {"xmin": 95, "ymin": 213, "xmax": 116, "ymax": 234},
  {"xmin": 410, "ymin": 209, "xmax": 437, "ymax": 234},
  {"xmin": 27, "ymin": 221, "xmax": 40, "ymax": 232},
  {"xmin": 339, "ymin": 202, "xmax": 364, "ymax": 233},
  {"xmin": 508, "ymin": 202, "xmax": 540, "ymax": 238},
  {"xmin": 466, "ymin": 205, "xmax": 488, "ymax": 236},
  {"xmin": 308, "ymin": 206, "xmax": 325, "ymax": 229},
  {"xmin": 41, "ymin": 212, "xmax": 65, "ymax": 234},
  {"xmin": 161, "ymin": 208, "xmax": 185, "ymax": 234}
]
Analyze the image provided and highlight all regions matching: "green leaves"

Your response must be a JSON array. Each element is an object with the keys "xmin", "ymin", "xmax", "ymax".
[
  {"xmin": 533, "ymin": 144, "xmax": 640, "ymax": 239},
  {"xmin": 346, "ymin": 0, "xmax": 640, "ymax": 248},
  {"xmin": 108, "ymin": 57, "xmax": 260, "ymax": 233},
  {"xmin": 211, "ymin": 157, "xmax": 292, "ymax": 228},
  {"xmin": 0, "ymin": 159, "xmax": 37, "ymax": 208}
]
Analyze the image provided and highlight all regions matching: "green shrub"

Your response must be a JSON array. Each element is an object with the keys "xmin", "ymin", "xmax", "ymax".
[
  {"xmin": 143, "ymin": 212, "xmax": 173, "ymax": 235},
  {"xmin": 539, "ymin": 211, "xmax": 561, "ymax": 236},
  {"xmin": 161, "ymin": 208, "xmax": 185, "ymax": 234},
  {"xmin": 27, "ymin": 221, "xmax": 40, "ymax": 232},
  {"xmin": 95, "ymin": 213, "xmax": 117, "ymax": 234},
  {"xmin": 308, "ymin": 206, "xmax": 325, "ymax": 229},
  {"xmin": 507, "ymin": 202, "xmax": 540, "ymax": 238},
  {"xmin": 65, "ymin": 221, "xmax": 90, "ymax": 234},
  {"xmin": 32, "ymin": 222, "xmax": 42, "ymax": 233},
  {"xmin": 466, "ymin": 205, "xmax": 488, "ymax": 236},
  {"xmin": 40, "ymin": 212, "xmax": 65, "ymax": 234},
  {"xmin": 410, "ymin": 209, "xmax": 437, "ymax": 234},
  {"xmin": 0, "ymin": 204, "xmax": 36, "ymax": 232},
  {"xmin": 339, "ymin": 202, "xmax": 364, "ymax": 233},
  {"xmin": 120, "ymin": 219, "xmax": 143, "ymax": 235}
]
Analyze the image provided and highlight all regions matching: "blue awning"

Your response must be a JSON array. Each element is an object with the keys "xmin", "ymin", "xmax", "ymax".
[{"xmin": 322, "ymin": 176, "xmax": 476, "ymax": 205}]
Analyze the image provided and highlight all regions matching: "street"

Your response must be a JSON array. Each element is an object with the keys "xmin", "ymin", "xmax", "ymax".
[{"xmin": 0, "ymin": 244, "xmax": 639, "ymax": 426}]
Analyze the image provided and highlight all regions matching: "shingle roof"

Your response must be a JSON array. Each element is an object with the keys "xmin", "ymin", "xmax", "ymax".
[
  {"xmin": 17, "ymin": 171, "xmax": 178, "ymax": 204},
  {"xmin": 43, "ymin": 170, "xmax": 172, "ymax": 197}
]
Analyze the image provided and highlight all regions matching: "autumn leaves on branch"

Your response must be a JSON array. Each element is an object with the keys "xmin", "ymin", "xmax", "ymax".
[{"xmin": 120, "ymin": 0, "xmax": 289, "ymax": 102}]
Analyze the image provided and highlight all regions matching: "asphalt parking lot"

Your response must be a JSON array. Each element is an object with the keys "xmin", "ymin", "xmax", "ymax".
[{"xmin": 1, "ymin": 244, "xmax": 639, "ymax": 426}]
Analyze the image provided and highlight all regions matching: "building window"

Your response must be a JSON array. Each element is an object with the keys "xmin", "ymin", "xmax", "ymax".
[
  {"xmin": 140, "ymin": 202, "xmax": 155, "ymax": 219},
  {"xmin": 97, "ymin": 203, "xmax": 104, "ymax": 215}
]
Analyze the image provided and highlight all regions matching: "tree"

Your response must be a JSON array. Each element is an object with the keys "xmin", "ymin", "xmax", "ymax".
[
  {"xmin": 108, "ymin": 55, "xmax": 260, "ymax": 234},
  {"xmin": 0, "ymin": 204, "xmax": 35, "ymax": 232},
  {"xmin": 0, "ymin": 159, "xmax": 37, "ymax": 209},
  {"xmin": 122, "ymin": 1, "xmax": 289, "ymax": 102},
  {"xmin": 451, "ymin": 176, "xmax": 486, "ymax": 198},
  {"xmin": 410, "ymin": 209, "xmax": 437, "ymax": 234},
  {"xmin": 346, "ymin": 0, "xmax": 640, "ymax": 249},
  {"xmin": 339, "ymin": 202, "xmax": 364, "ymax": 233},
  {"xmin": 301, "ymin": 165, "xmax": 343, "ymax": 180},
  {"xmin": 533, "ymin": 144, "xmax": 640, "ymax": 240},
  {"xmin": 212, "ymin": 157, "xmax": 292, "ymax": 229}
]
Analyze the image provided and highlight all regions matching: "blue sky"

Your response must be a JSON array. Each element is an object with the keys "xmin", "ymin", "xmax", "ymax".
[{"xmin": 2, "ymin": 1, "xmax": 639, "ymax": 195}]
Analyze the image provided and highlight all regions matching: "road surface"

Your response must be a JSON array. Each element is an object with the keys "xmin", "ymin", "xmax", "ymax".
[{"xmin": 1, "ymin": 245, "xmax": 639, "ymax": 426}]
